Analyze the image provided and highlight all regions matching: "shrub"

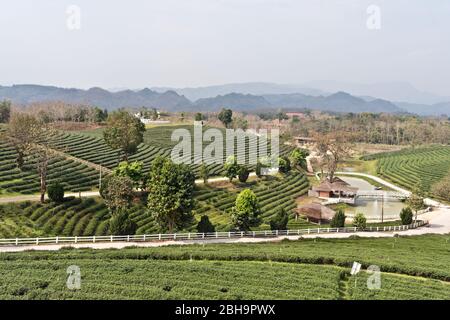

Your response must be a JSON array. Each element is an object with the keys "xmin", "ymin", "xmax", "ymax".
[
  {"xmin": 196, "ymin": 215, "xmax": 215, "ymax": 233},
  {"xmin": 330, "ymin": 209, "xmax": 346, "ymax": 228},
  {"xmin": 400, "ymin": 207, "xmax": 413, "ymax": 225},
  {"xmin": 278, "ymin": 156, "xmax": 291, "ymax": 174},
  {"xmin": 238, "ymin": 166, "xmax": 250, "ymax": 183},
  {"xmin": 352, "ymin": 213, "xmax": 366, "ymax": 230},
  {"xmin": 47, "ymin": 182, "xmax": 64, "ymax": 203},
  {"xmin": 269, "ymin": 208, "xmax": 289, "ymax": 231},
  {"xmin": 109, "ymin": 210, "xmax": 137, "ymax": 235}
]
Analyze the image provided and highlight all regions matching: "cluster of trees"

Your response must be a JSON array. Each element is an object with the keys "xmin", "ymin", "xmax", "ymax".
[
  {"xmin": 288, "ymin": 112, "xmax": 450, "ymax": 146},
  {"xmin": 17, "ymin": 102, "xmax": 108, "ymax": 124}
]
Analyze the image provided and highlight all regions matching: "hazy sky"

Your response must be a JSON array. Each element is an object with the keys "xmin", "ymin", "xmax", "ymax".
[{"xmin": 1, "ymin": 0, "xmax": 449, "ymax": 95}]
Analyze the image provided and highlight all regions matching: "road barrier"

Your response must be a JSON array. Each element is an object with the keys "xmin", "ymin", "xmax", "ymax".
[{"xmin": 0, "ymin": 220, "xmax": 428, "ymax": 246}]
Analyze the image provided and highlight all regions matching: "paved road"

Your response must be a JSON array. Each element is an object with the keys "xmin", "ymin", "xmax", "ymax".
[{"xmin": 0, "ymin": 174, "xmax": 257, "ymax": 204}]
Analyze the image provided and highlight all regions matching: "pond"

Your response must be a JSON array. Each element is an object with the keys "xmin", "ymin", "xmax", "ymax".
[{"xmin": 338, "ymin": 176, "xmax": 406, "ymax": 221}]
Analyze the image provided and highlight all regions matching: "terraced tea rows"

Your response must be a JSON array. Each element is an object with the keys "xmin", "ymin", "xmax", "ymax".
[
  {"xmin": 0, "ymin": 234, "xmax": 448, "ymax": 299},
  {"xmin": 0, "ymin": 141, "xmax": 100, "ymax": 195},
  {"xmin": 0, "ymin": 170, "xmax": 310, "ymax": 238},
  {"xmin": 194, "ymin": 171, "xmax": 311, "ymax": 231},
  {"xmin": 363, "ymin": 146, "xmax": 450, "ymax": 194}
]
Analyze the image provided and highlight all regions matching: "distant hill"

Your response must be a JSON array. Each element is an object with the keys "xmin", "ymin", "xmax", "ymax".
[
  {"xmin": 1, "ymin": 83, "xmax": 449, "ymax": 115},
  {"xmin": 152, "ymin": 82, "xmax": 327, "ymax": 101},
  {"xmin": 0, "ymin": 85, "xmax": 191, "ymax": 110}
]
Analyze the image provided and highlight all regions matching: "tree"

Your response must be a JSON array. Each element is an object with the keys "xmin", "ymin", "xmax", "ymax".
[
  {"xmin": 100, "ymin": 175, "xmax": 134, "ymax": 213},
  {"xmin": 6, "ymin": 113, "xmax": 42, "ymax": 170},
  {"xmin": 113, "ymin": 161, "xmax": 145, "ymax": 189},
  {"xmin": 47, "ymin": 182, "xmax": 65, "ymax": 203},
  {"xmin": 400, "ymin": 207, "xmax": 413, "ymax": 225},
  {"xmin": 200, "ymin": 163, "xmax": 209, "ymax": 184},
  {"xmin": 231, "ymin": 189, "xmax": 261, "ymax": 231},
  {"xmin": 196, "ymin": 215, "xmax": 215, "ymax": 233},
  {"xmin": 218, "ymin": 108, "xmax": 233, "ymax": 128},
  {"xmin": 195, "ymin": 113, "xmax": 203, "ymax": 121},
  {"xmin": 315, "ymin": 131, "xmax": 353, "ymax": 182},
  {"xmin": 407, "ymin": 182, "xmax": 425, "ymax": 222},
  {"xmin": 224, "ymin": 156, "xmax": 240, "ymax": 182},
  {"xmin": 330, "ymin": 209, "xmax": 346, "ymax": 228},
  {"xmin": 232, "ymin": 117, "xmax": 248, "ymax": 130},
  {"xmin": 431, "ymin": 175, "xmax": 450, "ymax": 202},
  {"xmin": 147, "ymin": 156, "xmax": 195, "ymax": 233},
  {"xmin": 255, "ymin": 161, "xmax": 263, "ymax": 178},
  {"xmin": 278, "ymin": 156, "xmax": 291, "ymax": 174},
  {"xmin": 238, "ymin": 166, "xmax": 250, "ymax": 183},
  {"xmin": 103, "ymin": 110, "xmax": 145, "ymax": 162},
  {"xmin": 290, "ymin": 148, "xmax": 309, "ymax": 170},
  {"xmin": 109, "ymin": 209, "xmax": 137, "ymax": 235},
  {"xmin": 269, "ymin": 208, "xmax": 289, "ymax": 231},
  {"xmin": 0, "ymin": 100, "xmax": 11, "ymax": 123},
  {"xmin": 352, "ymin": 213, "xmax": 366, "ymax": 230}
]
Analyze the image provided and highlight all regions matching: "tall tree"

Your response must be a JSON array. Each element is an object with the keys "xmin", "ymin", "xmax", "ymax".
[
  {"xmin": 218, "ymin": 108, "xmax": 233, "ymax": 128},
  {"xmin": 6, "ymin": 113, "xmax": 41, "ymax": 170},
  {"xmin": 103, "ymin": 110, "xmax": 145, "ymax": 162},
  {"xmin": 0, "ymin": 100, "xmax": 11, "ymax": 123},
  {"xmin": 315, "ymin": 131, "xmax": 353, "ymax": 182},
  {"xmin": 231, "ymin": 189, "xmax": 261, "ymax": 231},
  {"xmin": 147, "ymin": 156, "xmax": 196, "ymax": 233},
  {"xmin": 407, "ymin": 182, "xmax": 425, "ymax": 222}
]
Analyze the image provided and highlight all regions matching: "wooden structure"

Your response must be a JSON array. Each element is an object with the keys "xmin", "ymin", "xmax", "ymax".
[
  {"xmin": 296, "ymin": 203, "xmax": 336, "ymax": 225},
  {"xmin": 309, "ymin": 177, "xmax": 358, "ymax": 200}
]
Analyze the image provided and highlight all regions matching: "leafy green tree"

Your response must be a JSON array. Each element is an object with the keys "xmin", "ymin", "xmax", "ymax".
[
  {"xmin": 238, "ymin": 166, "xmax": 250, "ymax": 183},
  {"xmin": 232, "ymin": 117, "xmax": 248, "ymax": 130},
  {"xmin": 290, "ymin": 148, "xmax": 309, "ymax": 170},
  {"xmin": 100, "ymin": 175, "xmax": 134, "ymax": 213},
  {"xmin": 113, "ymin": 161, "xmax": 144, "ymax": 189},
  {"xmin": 196, "ymin": 215, "xmax": 215, "ymax": 233},
  {"xmin": 103, "ymin": 110, "xmax": 145, "ymax": 162},
  {"xmin": 147, "ymin": 156, "xmax": 196, "ymax": 233},
  {"xmin": 352, "ymin": 213, "xmax": 367, "ymax": 230},
  {"xmin": 269, "ymin": 208, "xmax": 289, "ymax": 230},
  {"xmin": 200, "ymin": 163, "xmax": 209, "ymax": 184},
  {"xmin": 400, "ymin": 207, "xmax": 413, "ymax": 225},
  {"xmin": 231, "ymin": 189, "xmax": 261, "ymax": 231},
  {"xmin": 330, "ymin": 209, "xmax": 346, "ymax": 228},
  {"xmin": 47, "ymin": 182, "xmax": 65, "ymax": 203},
  {"xmin": 224, "ymin": 156, "xmax": 240, "ymax": 182},
  {"xmin": 109, "ymin": 209, "xmax": 137, "ymax": 235},
  {"xmin": 195, "ymin": 113, "xmax": 203, "ymax": 121},
  {"xmin": 278, "ymin": 156, "xmax": 291, "ymax": 174},
  {"xmin": 218, "ymin": 108, "xmax": 233, "ymax": 128},
  {"xmin": 0, "ymin": 100, "xmax": 11, "ymax": 123}
]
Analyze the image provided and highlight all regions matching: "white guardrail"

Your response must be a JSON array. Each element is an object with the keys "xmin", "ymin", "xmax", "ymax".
[{"xmin": 0, "ymin": 221, "xmax": 428, "ymax": 246}]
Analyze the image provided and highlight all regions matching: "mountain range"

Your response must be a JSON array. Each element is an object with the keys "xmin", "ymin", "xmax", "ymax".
[{"xmin": 1, "ymin": 83, "xmax": 449, "ymax": 116}]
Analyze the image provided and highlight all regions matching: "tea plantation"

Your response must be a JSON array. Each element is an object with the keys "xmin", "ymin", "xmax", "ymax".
[
  {"xmin": 363, "ymin": 145, "xmax": 450, "ymax": 195},
  {"xmin": 0, "ymin": 170, "xmax": 312, "ymax": 238},
  {"xmin": 0, "ymin": 234, "xmax": 448, "ymax": 299}
]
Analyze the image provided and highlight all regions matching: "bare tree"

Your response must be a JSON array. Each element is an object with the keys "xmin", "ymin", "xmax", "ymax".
[{"xmin": 314, "ymin": 131, "xmax": 354, "ymax": 182}]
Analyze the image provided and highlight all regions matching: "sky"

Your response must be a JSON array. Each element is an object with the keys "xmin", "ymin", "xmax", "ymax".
[{"xmin": 1, "ymin": 0, "xmax": 449, "ymax": 96}]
